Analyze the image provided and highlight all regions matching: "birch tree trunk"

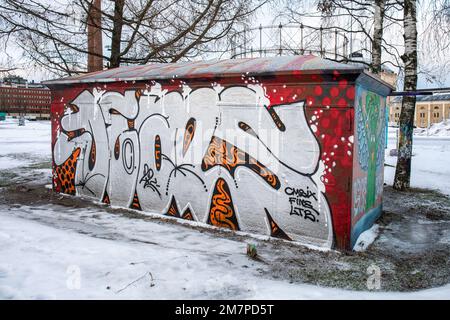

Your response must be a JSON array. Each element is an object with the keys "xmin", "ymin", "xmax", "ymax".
[
  {"xmin": 371, "ymin": 0, "xmax": 385, "ymax": 74},
  {"xmin": 393, "ymin": 0, "xmax": 418, "ymax": 190}
]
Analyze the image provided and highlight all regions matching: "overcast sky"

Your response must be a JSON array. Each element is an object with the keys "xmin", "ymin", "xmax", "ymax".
[{"xmin": 2, "ymin": 0, "xmax": 449, "ymax": 90}]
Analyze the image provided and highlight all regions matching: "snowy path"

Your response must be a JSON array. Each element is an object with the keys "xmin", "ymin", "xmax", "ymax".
[
  {"xmin": 2, "ymin": 204, "xmax": 450, "ymax": 299},
  {"xmin": 1, "ymin": 118, "xmax": 450, "ymax": 299}
]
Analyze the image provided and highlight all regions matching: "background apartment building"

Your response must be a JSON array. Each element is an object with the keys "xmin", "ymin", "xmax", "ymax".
[
  {"xmin": 0, "ymin": 75, "xmax": 51, "ymax": 120},
  {"xmin": 388, "ymin": 94, "xmax": 450, "ymax": 128}
]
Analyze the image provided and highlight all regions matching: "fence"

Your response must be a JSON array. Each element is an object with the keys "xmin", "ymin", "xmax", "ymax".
[{"xmin": 229, "ymin": 23, "xmax": 371, "ymax": 62}]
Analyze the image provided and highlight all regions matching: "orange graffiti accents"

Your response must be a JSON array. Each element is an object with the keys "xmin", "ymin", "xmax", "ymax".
[
  {"xmin": 155, "ymin": 135, "xmax": 162, "ymax": 171},
  {"xmin": 88, "ymin": 138, "xmax": 96, "ymax": 170},
  {"xmin": 165, "ymin": 195, "xmax": 180, "ymax": 218},
  {"xmin": 207, "ymin": 178, "xmax": 239, "ymax": 230},
  {"xmin": 65, "ymin": 128, "xmax": 86, "ymax": 141},
  {"xmin": 264, "ymin": 208, "xmax": 292, "ymax": 241},
  {"xmin": 135, "ymin": 89, "xmax": 143, "ymax": 100},
  {"xmin": 55, "ymin": 148, "xmax": 81, "ymax": 195},
  {"xmin": 201, "ymin": 136, "xmax": 245, "ymax": 173},
  {"xmin": 65, "ymin": 103, "xmax": 79, "ymax": 114},
  {"xmin": 130, "ymin": 191, "xmax": 142, "ymax": 210},
  {"xmin": 114, "ymin": 136, "xmax": 120, "ymax": 160},
  {"xmin": 201, "ymin": 136, "xmax": 280, "ymax": 190},
  {"xmin": 248, "ymin": 157, "xmax": 281, "ymax": 189},
  {"xmin": 127, "ymin": 119, "xmax": 135, "ymax": 130},
  {"xmin": 182, "ymin": 118, "xmax": 196, "ymax": 156},
  {"xmin": 102, "ymin": 189, "xmax": 110, "ymax": 205},
  {"xmin": 181, "ymin": 207, "xmax": 194, "ymax": 221}
]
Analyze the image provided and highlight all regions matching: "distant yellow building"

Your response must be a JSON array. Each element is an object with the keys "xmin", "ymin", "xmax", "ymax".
[{"xmin": 388, "ymin": 94, "xmax": 450, "ymax": 128}]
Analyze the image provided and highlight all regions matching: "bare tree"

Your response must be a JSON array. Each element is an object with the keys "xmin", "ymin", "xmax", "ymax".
[
  {"xmin": 0, "ymin": 67, "xmax": 16, "ymax": 73},
  {"xmin": 314, "ymin": 0, "xmax": 402, "ymax": 73},
  {"xmin": 371, "ymin": 0, "xmax": 386, "ymax": 74},
  {"xmin": 274, "ymin": 0, "xmax": 402, "ymax": 73},
  {"xmin": 0, "ymin": 0, "xmax": 267, "ymax": 76},
  {"xmin": 393, "ymin": 0, "xmax": 418, "ymax": 191},
  {"xmin": 418, "ymin": 0, "xmax": 450, "ymax": 86}
]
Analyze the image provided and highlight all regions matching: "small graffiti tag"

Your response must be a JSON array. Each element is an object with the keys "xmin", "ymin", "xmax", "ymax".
[
  {"xmin": 285, "ymin": 187, "xmax": 319, "ymax": 222},
  {"xmin": 139, "ymin": 164, "xmax": 161, "ymax": 198}
]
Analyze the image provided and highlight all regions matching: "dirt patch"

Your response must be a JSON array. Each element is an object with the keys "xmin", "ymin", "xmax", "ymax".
[{"xmin": 1, "ymin": 174, "xmax": 450, "ymax": 292}]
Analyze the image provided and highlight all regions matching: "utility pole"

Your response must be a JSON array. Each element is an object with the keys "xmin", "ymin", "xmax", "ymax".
[{"xmin": 87, "ymin": 0, "xmax": 103, "ymax": 72}]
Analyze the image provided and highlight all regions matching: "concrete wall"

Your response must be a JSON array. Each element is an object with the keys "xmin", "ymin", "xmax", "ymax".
[{"xmin": 51, "ymin": 75, "xmax": 367, "ymax": 250}]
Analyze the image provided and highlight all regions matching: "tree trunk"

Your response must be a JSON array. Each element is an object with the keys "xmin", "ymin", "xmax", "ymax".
[
  {"xmin": 371, "ymin": 0, "xmax": 385, "ymax": 74},
  {"xmin": 393, "ymin": 0, "xmax": 418, "ymax": 190},
  {"xmin": 109, "ymin": 0, "xmax": 125, "ymax": 68}
]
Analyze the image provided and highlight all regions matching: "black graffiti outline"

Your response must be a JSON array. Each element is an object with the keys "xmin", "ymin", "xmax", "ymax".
[
  {"xmin": 285, "ymin": 186, "xmax": 318, "ymax": 201},
  {"xmin": 162, "ymin": 128, "xmax": 208, "ymax": 196},
  {"xmin": 139, "ymin": 163, "xmax": 161, "ymax": 198},
  {"xmin": 287, "ymin": 196, "xmax": 320, "ymax": 222},
  {"xmin": 75, "ymin": 171, "xmax": 106, "ymax": 197},
  {"xmin": 121, "ymin": 138, "xmax": 135, "ymax": 174},
  {"xmin": 59, "ymin": 85, "xmax": 334, "ymax": 242},
  {"xmin": 60, "ymin": 117, "xmax": 104, "ymax": 198}
]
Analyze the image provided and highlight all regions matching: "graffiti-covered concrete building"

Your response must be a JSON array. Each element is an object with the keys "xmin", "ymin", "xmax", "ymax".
[{"xmin": 44, "ymin": 55, "xmax": 392, "ymax": 251}]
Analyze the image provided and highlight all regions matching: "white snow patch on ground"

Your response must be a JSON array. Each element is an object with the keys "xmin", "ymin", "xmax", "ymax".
[
  {"xmin": 2, "ymin": 211, "xmax": 450, "ymax": 299},
  {"xmin": 0, "ymin": 156, "xmax": 31, "ymax": 170},
  {"xmin": 414, "ymin": 120, "xmax": 450, "ymax": 137},
  {"xmin": 0, "ymin": 117, "xmax": 51, "ymax": 170},
  {"xmin": 385, "ymin": 127, "xmax": 450, "ymax": 196},
  {"xmin": 353, "ymin": 224, "xmax": 379, "ymax": 252}
]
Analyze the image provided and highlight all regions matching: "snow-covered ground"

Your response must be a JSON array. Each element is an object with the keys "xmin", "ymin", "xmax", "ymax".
[
  {"xmin": 414, "ymin": 119, "xmax": 450, "ymax": 137},
  {"xmin": 386, "ymin": 126, "xmax": 450, "ymax": 196},
  {"xmin": 0, "ymin": 118, "xmax": 51, "ymax": 161},
  {"xmin": 1, "ymin": 117, "xmax": 450, "ymax": 299}
]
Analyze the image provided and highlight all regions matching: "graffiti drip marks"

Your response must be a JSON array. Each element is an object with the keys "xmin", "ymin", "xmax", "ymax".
[
  {"xmin": 201, "ymin": 136, "xmax": 281, "ymax": 190},
  {"xmin": 265, "ymin": 208, "xmax": 292, "ymax": 241},
  {"xmin": 55, "ymin": 148, "xmax": 81, "ymax": 195},
  {"xmin": 207, "ymin": 178, "xmax": 239, "ymax": 231}
]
